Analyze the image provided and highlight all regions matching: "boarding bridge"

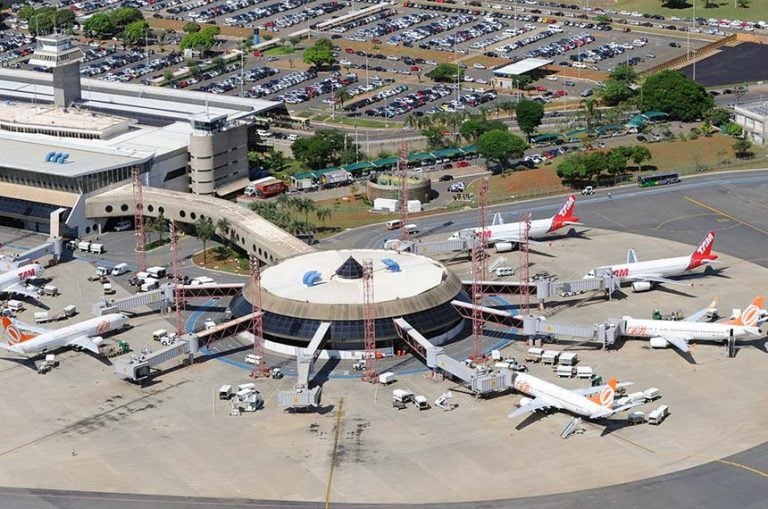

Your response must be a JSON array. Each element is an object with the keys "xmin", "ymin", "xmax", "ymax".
[
  {"xmin": 113, "ymin": 334, "xmax": 199, "ymax": 382},
  {"xmin": 113, "ymin": 312, "xmax": 262, "ymax": 383},
  {"xmin": 384, "ymin": 238, "xmax": 471, "ymax": 258},
  {"xmin": 520, "ymin": 315, "xmax": 623, "ymax": 348},
  {"xmin": 451, "ymin": 300, "xmax": 522, "ymax": 326},
  {"xmin": 92, "ymin": 283, "xmax": 245, "ymax": 316},
  {"xmin": 15, "ymin": 238, "xmax": 63, "ymax": 265},
  {"xmin": 393, "ymin": 318, "xmax": 511, "ymax": 396},
  {"xmin": 278, "ymin": 321, "xmax": 331, "ymax": 410}
]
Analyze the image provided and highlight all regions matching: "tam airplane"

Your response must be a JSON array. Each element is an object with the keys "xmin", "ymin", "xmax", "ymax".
[
  {"xmin": 0, "ymin": 263, "xmax": 44, "ymax": 299},
  {"xmin": 0, "ymin": 313, "xmax": 128, "ymax": 356},
  {"xmin": 583, "ymin": 231, "xmax": 719, "ymax": 292},
  {"xmin": 623, "ymin": 296, "xmax": 764, "ymax": 353},
  {"xmin": 508, "ymin": 372, "xmax": 642, "ymax": 421},
  {"xmin": 449, "ymin": 194, "xmax": 581, "ymax": 249}
]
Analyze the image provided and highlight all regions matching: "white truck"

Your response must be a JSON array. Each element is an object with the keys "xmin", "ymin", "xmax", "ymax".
[
  {"xmin": 392, "ymin": 389, "xmax": 414, "ymax": 403},
  {"xmin": 526, "ymin": 347, "xmax": 544, "ymax": 363},
  {"xmin": 77, "ymin": 241, "xmax": 91, "ymax": 252},
  {"xmin": 648, "ymin": 405, "xmax": 669, "ymax": 425},
  {"xmin": 378, "ymin": 372, "xmax": 396, "ymax": 385},
  {"xmin": 147, "ymin": 266, "xmax": 167, "ymax": 279},
  {"xmin": 190, "ymin": 276, "xmax": 216, "ymax": 286},
  {"xmin": 414, "ymin": 395, "xmax": 430, "ymax": 410},
  {"xmin": 541, "ymin": 350, "xmax": 560, "ymax": 365},
  {"xmin": 140, "ymin": 278, "xmax": 160, "ymax": 292},
  {"xmin": 111, "ymin": 263, "xmax": 129, "ymax": 276},
  {"xmin": 34, "ymin": 311, "xmax": 51, "ymax": 323},
  {"xmin": 218, "ymin": 385, "xmax": 234, "ymax": 400},
  {"xmin": 245, "ymin": 354, "xmax": 262, "ymax": 365},
  {"xmin": 558, "ymin": 352, "xmax": 578, "ymax": 366},
  {"xmin": 556, "ymin": 365, "xmax": 575, "ymax": 378},
  {"xmin": 41, "ymin": 284, "xmax": 59, "ymax": 296},
  {"xmin": 89, "ymin": 243, "xmax": 105, "ymax": 254}
]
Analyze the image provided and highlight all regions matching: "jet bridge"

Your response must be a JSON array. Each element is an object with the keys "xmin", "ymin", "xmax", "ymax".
[
  {"xmin": 520, "ymin": 315, "xmax": 623, "ymax": 348},
  {"xmin": 393, "ymin": 318, "xmax": 511, "ymax": 396},
  {"xmin": 92, "ymin": 283, "xmax": 245, "ymax": 316},
  {"xmin": 277, "ymin": 321, "xmax": 332, "ymax": 410}
]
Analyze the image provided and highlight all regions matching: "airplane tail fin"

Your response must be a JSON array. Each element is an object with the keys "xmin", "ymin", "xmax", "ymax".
[
  {"xmin": 627, "ymin": 248, "xmax": 639, "ymax": 264},
  {"xmin": 726, "ymin": 296, "xmax": 765, "ymax": 328},
  {"xmin": 0, "ymin": 316, "xmax": 37, "ymax": 346},
  {"xmin": 688, "ymin": 231, "xmax": 718, "ymax": 269},
  {"xmin": 588, "ymin": 376, "xmax": 617, "ymax": 408},
  {"xmin": 548, "ymin": 194, "xmax": 581, "ymax": 232}
]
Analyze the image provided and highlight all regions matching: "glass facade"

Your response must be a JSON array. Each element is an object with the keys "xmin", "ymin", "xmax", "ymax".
[
  {"xmin": 0, "ymin": 164, "xmax": 141, "ymax": 194},
  {"xmin": 229, "ymin": 289, "xmax": 469, "ymax": 350}
]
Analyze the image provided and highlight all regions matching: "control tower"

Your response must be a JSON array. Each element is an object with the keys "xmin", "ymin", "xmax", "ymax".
[{"xmin": 28, "ymin": 34, "xmax": 85, "ymax": 108}]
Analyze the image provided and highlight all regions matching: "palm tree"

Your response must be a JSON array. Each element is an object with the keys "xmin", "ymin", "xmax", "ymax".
[
  {"xmin": 265, "ymin": 150, "xmax": 289, "ymax": 176},
  {"xmin": 294, "ymin": 197, "xmax": 316, "ymax": 225},
  {"xmin": 316, "ymin": 207, "xmax": 333, "ymax": 228},
  {"xmin": 194, "ymin": 216, "xmax": 215, "ymax": 265},
  {"xmin": 158, "ymin": 31, "xmax": 167, "ymax": 53},
  {"xmin": 215, "ymin": 217, "xmax": 232, "ymax": 252},
  {"xmin": 405, "ymin": 115, "xmax": 418, "ymax": 130},
  {"xmin": 580, "ymin": 98, "xmax": 597, "ymax": 130},
  {"xmin": 334, "ymin": 86, "xmax": 352, "ymax": 109}
]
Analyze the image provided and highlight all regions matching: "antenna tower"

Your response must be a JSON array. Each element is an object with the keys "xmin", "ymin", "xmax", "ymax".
[
  {"xmin": 362, "ymin": 259, "xmax": 377, "ymax": 382},
  {"xmin": 398, "ymin": 140, "xmax": 410, "ymax": 240},
  {"xmin": 249, "ymin": 256, "xmax": 270, "ymax": 378},
  {"xmin": 170, "ymin": 221, "xmax": 184, "ymax": 337},
  {"xmin": 132, "ymin": 167, "xmax": 146, "ymax": 272},
  {"xmin": 519, "ymin": 212, "xmax": 532, "ymax": 315},
  {"xmin": 470, "ymin": 177, "xmax": 489, "ymax": 361}
]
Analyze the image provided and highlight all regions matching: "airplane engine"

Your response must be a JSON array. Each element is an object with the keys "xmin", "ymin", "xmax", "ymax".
[
  {"xmin": 519, "ymin": 397, "xmax": 534, "ymax": 408},
  {"xmin": 494, "ymin": 242, "xmax": 516, "ymax": 253},
  {"xmin": 649, "ymin": 337, "xmax": 669, "ymax": 348},
  {"xmin": 631, "ymin": 281, "xmax": 653, "ymax": 293},
  {"xmin": 91, "ymin": 336, "xmax": 105, "ymax": 346}
]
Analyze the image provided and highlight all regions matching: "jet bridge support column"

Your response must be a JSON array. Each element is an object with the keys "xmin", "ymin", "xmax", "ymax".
[{"xmin": 278, "ymin": 321, "xmax": 331, "ymax": 410}]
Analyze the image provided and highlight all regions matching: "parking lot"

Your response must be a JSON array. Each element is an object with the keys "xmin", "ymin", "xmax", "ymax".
[{"xmin": 0, "ymin": 0, "xmax": 723, "ymax": 123}]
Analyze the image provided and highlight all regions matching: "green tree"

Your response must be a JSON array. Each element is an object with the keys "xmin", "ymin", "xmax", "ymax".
[
  {"xmin": 215, "ymin": 217, "xmax": 232, "ymax": 249},
  {"xmin": 302, "ymin": 38, "xmax": 335, "ymax": 68},
  {"xmin": 515, "ymin": 99, "xmax": 545, "ymax": 140},
  {"xmin": 290, "ymin": 129, "xmax": 357, "ymax": 169},
  {"xmin": 737, "ymin": 0, "xmax": 750, "ymax": 7},
  {"xmin": 194, "ymin": 216, "xmax": 215, "ymax": 265},
  {"xmin": 289, "ymin": 36, "xmax": 302, "ymax": 49},
  {"xmin": 146, "ymin": 211, "xmax": 169, "ymax": 243},
  {"xmin": 661, "ymin": 0, "xmax": 690, "ymax": 8},
  {"xmin": 265, "ymin": 150, "xmax": 290, "ymax": 176},
  {"xmin": 421, "ymin": 125, "xmax": 446, "ymax": 149},
  {"xmin": 704, "ymin": 107, "xmax": 731, "ymax": 127},
  {"xmin": 157, "ymin": 30, "xmax": 168, "ymax": 52},
  {"xmin": 459, "ymin": 117, "xmax": 508, "ymax": 142},
  {"xmin": 54, "ymin": 8, "xmax": 76, "ymax": 29},
  {"xmin": 17, "ymin": 6, "xmax": 35, "ymax": 23},
  {"xmin": 600, "ymin": 79, "xmax": 633, "ymax": 106},
  {"xmin": 595, "ymin": 14, "xmax": 612, "ymax": 24},
  {"xmin": 426, "ymin": 63, "xmax": 463, "ymax": 83},
  {"xmin": 110, "ymin": 7, "xmax": 143, "ymax": 29},
  {"xmin": 583, "ymin": 151, "xmax": 607, "ymax": 180},
  {"xmin": 212, "ymin": 56, "xmax": 225, "ymax": 70},
  {"xmin": 630, "ymin": 145, "xmax": 652, "ymax": 170},
  {"xmin": 605, "ymin": 148, "xmax": 629, "ymax": 175},
  {"xmin": 477, "ymin": 129, "xmax": 528, "ymax": 171},
  {"xmin": 609, "ymin": 63, "xmax": 638, "ymax": 85},
  {"xmin": 334, "ymin": 86, "xmax": 351, "ymax": 109},
  {"xmin": 84, "ymin": 12, "xmax": 114, "ymax": 38},
  {"xmin": 642, "ymin": 70, "xmax": 714, "ymax": 122},
  {"xmin": 184, "ymin": 21, "xmax": 201, "ymax": 33},
  {"xmin": 180, "ymin": 26, "xmax": 220, "ymax": 53},
  {"xmin": 123, "ymin": 20, "xmax": 149, "ymax": 46},
  {"xmin": 580, "ymin": 98, "xmax": 598, "ymax": 130},
  {"xmin": 163, "ymin": 70, "xmax": 175, "ymax": 83},
  {"xmin": 556, "ymin": 154, "xmax": 589, "ymax": 184},
  {"xmin": 725, "ymin": 122, "xmax": 743, "ymax": 137},
  {"xmin": 733, "ymin": 138, "xmax": 753, "ymax": 159}
]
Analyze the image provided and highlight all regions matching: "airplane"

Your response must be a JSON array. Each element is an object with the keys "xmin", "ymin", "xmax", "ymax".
[
  {"xmin": 623, "ymin": 296, "xmax": 764, "ymax": 353},
  {"xmin": 0, "ymin": 313, "xmax": 128, "ymax": 356},
  {"xmin": 508, "ymin": 372, "xmax": 642, "ymax": 421},
  {"xmin": 0, "ymin": 263, "xmax": 44, "ymax": 300},
  {"xmin": 583, "ymin": 231, "xmax": 719, "ymax": 292},
  {"xmin": 449, "ymin": 194, "xmax": 581, "ymax": 247}
]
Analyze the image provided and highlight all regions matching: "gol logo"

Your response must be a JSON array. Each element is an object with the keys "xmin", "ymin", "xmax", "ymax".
[
  {"xmin": 740, "ymin": 305, "xmax": 760, "ymax": 327},
  {"xmin": 598, "ymin": 386, "xmax": 614, "ymax": 406},
  {"xmin": 96, "ymin": 320, "xmax": 110, "ymax": 335},
  {"xmin": 6, "ymin": 325, "xmax": 23, "ymax": 345}
]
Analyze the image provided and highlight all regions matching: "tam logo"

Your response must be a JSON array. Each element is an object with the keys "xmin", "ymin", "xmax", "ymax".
[
  {"xmin": 18, "ymin": 268, "xmax": 36, "ymax": 280},
  {"xmin": 696, "ymin": 233, "xmax": 714, "ymax": 255},
  {"xmin": 612, "ymin": 268, "xmax": 630, "ymax": 277},
  {"xmin": 558, "ymin": 195, "xmax": 575, "ymax": 217}
]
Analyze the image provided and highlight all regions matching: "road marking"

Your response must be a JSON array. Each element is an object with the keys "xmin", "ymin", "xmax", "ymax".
[
  {"xmin": 655, "ymin": 213, "xmax": 719, "ymax": 231},
  {"xmin": 716, "ymin": 459, "xmax": 768, "ymax": 479},
  {"xmin": 684, "ymin": 196, "xmax": 768, "ymax": 237},
  {"xmin": 325, "ymin": 398, "xmax": 344, "ymax": 509}
]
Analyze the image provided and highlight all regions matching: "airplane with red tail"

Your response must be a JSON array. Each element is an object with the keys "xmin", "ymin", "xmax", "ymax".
[
  {"xmin": 583, "ymin": 231, "xmax": 719, "ymax": 292},
  {"xmin": 448, "ymin": 194, "xmax": 582, "ymax": 246}
]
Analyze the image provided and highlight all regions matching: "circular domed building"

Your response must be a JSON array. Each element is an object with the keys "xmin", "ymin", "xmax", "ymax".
[{"xmin": 229, "ymin": 249, "xmax": 468, "ymax": 352}]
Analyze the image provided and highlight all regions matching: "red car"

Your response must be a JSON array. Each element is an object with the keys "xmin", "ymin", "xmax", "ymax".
[
  {"xmin": 535, "ymin": 85, "xmax": 547, "ymax": 92},
  {"xmin": 555, "ymin": 90, "xmax": 568, "ymax": 97},
  {"xmin": 456, "ymin": 161, "xmax": 470, "ymax": 168},
  {"xmin": 345, "ymin": 48, "xmax": 355, "ymax": 54},
  {"xmin": 252, "ymin": 50, "xmax": 263, "ymax": 57},
  {"xmin": 372, "ymin": 38, "xmax": 382, "ymax": 44}
]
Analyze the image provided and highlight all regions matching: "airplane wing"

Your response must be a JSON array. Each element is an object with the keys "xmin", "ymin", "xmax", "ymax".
[
  {"xmin": 5, "ymin": 283, "xmax": 40, "ymax": 300},
  {"xmin": 625, "ymin": 273, "xmax": 682, "ymax": 286},
  {"xmin": 508, "ymin": 397, "xmax": 561, "ymax": 419},
  {"xmin": 9, "ymin": 319, "xmax": 50, "ymax": 335},
  {"xmin": 686, "ymin": 298, "xmax": 718, "ymax": 323},
  {"xmin": 66, "ymin": 336, "xmax": 101, "ymax": 355},
  {"xmin": 571, "ymin": 381, "xmax": 633, "ymax": 397},
  {"xmin": 653, "ymin": 334, "xmax": 693, "ymax": 353}
]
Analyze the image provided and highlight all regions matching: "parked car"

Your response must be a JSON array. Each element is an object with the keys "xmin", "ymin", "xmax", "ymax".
[
  {"xmin": 456, "ymin": 161, "xmax": 470, "ymax": 168},
  {"xmin": 439, "ymin": 174, "xmax": 454, "ymax": 182}
]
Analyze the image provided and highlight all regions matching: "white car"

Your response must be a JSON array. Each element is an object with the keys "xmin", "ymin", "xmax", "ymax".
[
  {"xmin": 473, "ymin": 63, "xmax": 486, "ymax": 69},
  {"xmin": 546, "ymin": 75, "xmax": 558, "ymax": 81},
  {"xmin": 113, "ymin": 220, "xmax": 132, "ymax": 232},
  {"xmin": 463, "ymin": 76, "xmax": 474, "ymax": 82}
]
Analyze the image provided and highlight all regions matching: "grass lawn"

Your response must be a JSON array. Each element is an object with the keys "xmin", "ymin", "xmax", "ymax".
[
  {"xmin": 192, "ymin": 246, "xmax": 250, "ymax": 274},
  {"xmin": 591, "ymin": 0, "xmax": 768, "ymax": 22},
  {"xmin": 264, "ymin": 46, "xmax": 295, "ymax": 56},
  {"xmin": 328, "ymin": 116, "xmax": 404, "ymax": 129},
  {"xmin": 639, "ymin": 133, "xmax": 765, "ymax": 174}
]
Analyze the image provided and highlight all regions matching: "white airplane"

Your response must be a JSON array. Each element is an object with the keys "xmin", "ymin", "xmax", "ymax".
[
  {"xmin": 449, "ymin": 194, "xmax": 581, "ymax": 246},
  {"xmin": 583, "ymin": 231, "xmax": 719, "ymax": 292},
  {"xmin": 508, "ymin": 373, "xmax": 642, "ymax": 421},
  {"xmin": 0, "ymin": 313, "xmax": 128, "ymax": 356},
  {"xmin": 0, "ymin": 263, "xmax": 44, "ymax": 299},
  {"xmin": 623, "ymin": 296, "xmax": 764, "ymax": 353}
]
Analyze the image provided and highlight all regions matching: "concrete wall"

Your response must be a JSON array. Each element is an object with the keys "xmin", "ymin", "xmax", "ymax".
[
  {"xmin": 189, "ymin": 124, "xmax": 249, "ymax": 195},
  {"xmin": 367, "ymin": 177, "xmax": 432, "ymax": 203}
]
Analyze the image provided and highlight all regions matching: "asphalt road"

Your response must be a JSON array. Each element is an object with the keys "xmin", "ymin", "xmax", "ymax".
[
  {"xmin": 2, "ymin": 169, "xmax": 768, "ymax": 509},
  {"xmin": 324, "ymin": 169, "xmax": 768, "ymax": 269}
]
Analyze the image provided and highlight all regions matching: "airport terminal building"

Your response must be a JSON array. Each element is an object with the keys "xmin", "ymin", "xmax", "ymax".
[{"xmin": 0, "ymin": 34, "xmax": 286, "ymax": 237}]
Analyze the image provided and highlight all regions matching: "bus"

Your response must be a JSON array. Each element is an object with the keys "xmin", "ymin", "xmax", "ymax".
[{"xmin": 638, "ymin": 172, "xmax": 680, "ymax": 187}]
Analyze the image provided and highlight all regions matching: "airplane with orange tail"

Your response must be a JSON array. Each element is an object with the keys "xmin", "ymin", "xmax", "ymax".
[
  {"xmin": 508, "ymin": 372, "xmax": 642, "ymax": 421},
  {"xmin": 0, "ymin": 313, "xmax": 128, "ymax": 356},
  {"xmin": 622, "ymin": 296, "xmax": 765, "ymax": 353}
]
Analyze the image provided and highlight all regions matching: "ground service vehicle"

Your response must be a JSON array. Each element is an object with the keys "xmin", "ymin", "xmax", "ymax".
[{"xmin": 111, "ymin": 263, "xmax": 128, "ymax": 276}]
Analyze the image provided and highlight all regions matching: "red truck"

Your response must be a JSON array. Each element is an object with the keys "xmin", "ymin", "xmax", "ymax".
[{"xmin": 256, "ymin": 180, "xmax": 287, "ymax": 198}]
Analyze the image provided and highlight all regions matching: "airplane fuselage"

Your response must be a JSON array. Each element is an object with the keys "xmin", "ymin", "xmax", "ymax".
[
  {"xmin": 588, "ymin": 255, "xmax": 696, "ymax": 281},
  {"xmin": 512, "ymin": 372, "xmax": 608, "ymax": 419},
  {"xmin": 11, "ymin": 314, "xmax": 128, "ymax": 355},
  {"xmin": 624, "ymin": 317, "xmax": 751, "ymax": 342},
  {"xmin": 451, "ymin": 218, "xmax": 556, "ymax": 243},
  {"xmin": 0, "ymin": 263, "xmax": 43, "ymax": 294}
]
